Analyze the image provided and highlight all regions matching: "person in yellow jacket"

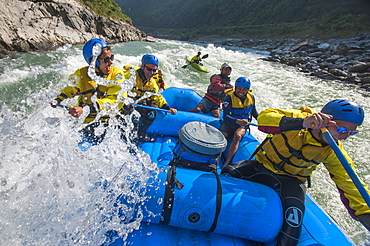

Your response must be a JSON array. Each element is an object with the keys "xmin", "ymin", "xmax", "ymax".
[
  {"xmin": 220, "ymin": 77, "xmax": 258, "ymax": 166},
  {"xmin": 190, "ymin": 51, "xmax": 203, "ymax": 65},
  {"xmin": 222, "ymin": 99, "xmax": 370, "ymax": 246},
  {"xmin": 123, "ymin": 64, "xmax": 167, "ymax": 90},
  {"xmin": 126, "ymin": 54, "xmax": 177, "ymax": 142},
  {"xmin": 51, "ymin": 38, "xmax": 127, "ymax": 145}
]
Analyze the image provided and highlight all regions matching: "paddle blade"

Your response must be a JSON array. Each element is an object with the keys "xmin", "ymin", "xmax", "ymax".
[
  {"xmin": 202, "ymin": 54, "xmax": 209, "ymax": 59},
  {"xmin": 181, "ymin": 64, "xmax": 188, "ymax": 69}
]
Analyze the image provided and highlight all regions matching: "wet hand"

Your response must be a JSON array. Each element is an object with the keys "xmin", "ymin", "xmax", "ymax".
[
  {"xmin": 68, "ymin": 106, "xmax": 83, "ymax": 118},
  {"xmin": 236, "ymin": 119, "xmax": 249, "ymax": 126},
  {"xmin": 170, "ymin": 108, "xmax": 177, "ymax": 115},
  {"xmin": 303, "ymin": 112, "xmax": 335, "ymax": 129}
]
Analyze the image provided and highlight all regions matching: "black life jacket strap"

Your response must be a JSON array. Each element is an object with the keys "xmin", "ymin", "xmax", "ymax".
[
  {"xmin": 79, "ymin": 88, "xmax": 96, "ymax": 96},
  {"xmin": 160, "ymin": 164, "xmax": 184, "ymax": 225},
  {"xmin": 248, "ymin": 134, "xmax": 274, "ymax": 160},
  {"xmin": 208, "ymin": 171, "xmax": 222, "ymax": 232}
]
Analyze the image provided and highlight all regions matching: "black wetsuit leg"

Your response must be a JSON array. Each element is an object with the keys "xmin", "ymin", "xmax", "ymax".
[
  {"xmin": 222, "ymin": 160, "xmax": 306, "ymax": 246},
  {"xmin": 133, "ymin": 107, "xmax": 157, "ymax": 140}
]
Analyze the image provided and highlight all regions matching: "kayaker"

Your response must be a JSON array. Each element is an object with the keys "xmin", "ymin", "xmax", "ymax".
[
  {"xmin": 51, "ymin": 38, "xmax": 127, "ymax": 144},
  {"xmin": 189, "ymin": 63, "xmax": 233, "ymax": 118},
  {"xmin": 128, "ymin": 54, "xmax": 177, "ymax": 142},
  {"xmin": 220, "ymin": 77, "xmax": 258, "ymax": 166},
  {"xmin": 190, "ymin": 51, "xmax": 203, "ymax": 65},
  {"xmin": 222, "ymin": 99, "xmax": 370, "ymax": 245}
]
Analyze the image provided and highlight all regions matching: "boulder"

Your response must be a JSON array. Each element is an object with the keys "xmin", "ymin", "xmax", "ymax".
[
  {"xmin": 348, "ymin": 62, "xmax": 370, "ymax": 73},
  {"xmin": 0, "ymin": 0, "xmax": 147, "ymax": 54}
]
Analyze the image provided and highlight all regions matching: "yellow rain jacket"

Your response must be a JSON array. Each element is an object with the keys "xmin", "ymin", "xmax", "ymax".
[
  {"xmin": 256, "ymin": 107, "xmax": 370, "ymax": 217},
  {"xmin": 123, "ymin": 65, "xmax": 167, "ymax": 90},
  {"xmin": 124, "ymin": 66, "xmax": 168, "ymax": 108},
  {"xmin": 56, "ymin": 66, "xmax": 126, "ymax": 123}
]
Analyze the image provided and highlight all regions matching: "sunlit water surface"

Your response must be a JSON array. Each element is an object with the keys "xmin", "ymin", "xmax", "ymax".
[{"xmin": 0, "ymin": 39, "xmax": 370, "ymax": 245}]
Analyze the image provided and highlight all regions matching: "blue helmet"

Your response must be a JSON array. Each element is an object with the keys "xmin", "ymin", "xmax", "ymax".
[
  {"xmin": 141, "ymin": 54, "xmax": 159, "ymax": 66},
  {"xmin": 235, "ymin": 77, "xmax": 251, "ymax": 89},
  {"xmin": 83, "ymin": 38, "xmax": 109, "ymax": 67},
  {"xmin": 321, "ymin": 99, "xmax": 365, "ymax": 125}
]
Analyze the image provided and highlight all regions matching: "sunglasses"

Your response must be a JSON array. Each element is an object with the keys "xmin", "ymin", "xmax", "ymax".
[
  {"xmin": 98, "ymin": 55, "xmax": 114, "ymax": 63},
  {"xmin": 145, "ymin": 65, "xmax": 158, "ymax": 72},
  {"xmin": 336, "ymin": 125, "xmax": 358, "ymax": 136}
]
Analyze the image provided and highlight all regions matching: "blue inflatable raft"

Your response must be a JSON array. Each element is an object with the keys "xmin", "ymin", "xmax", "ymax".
[{"xmin": 108, "ymin": 87, "xmax": 355, "ymax": 246}]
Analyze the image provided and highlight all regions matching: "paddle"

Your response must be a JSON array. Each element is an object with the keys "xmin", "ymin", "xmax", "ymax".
[
  {"xmin": 131, "ymin": 103, "xmax": 170, "ymax": 114},
  {"xmin": 181, "ymin": 54, "xmax": 209, "ymax": 69},
  {"xmin": 321, "ymin": 128, "xmax": 370, "ymax": 208},
  {"xmin": 52, "ymin": 103, "xmax": 70, "ymax": 110}
]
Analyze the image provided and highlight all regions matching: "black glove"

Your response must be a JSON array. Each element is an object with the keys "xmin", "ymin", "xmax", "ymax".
[{"xmin": 357, "ymin": 213, "xmax": 370, "ymax": 231}]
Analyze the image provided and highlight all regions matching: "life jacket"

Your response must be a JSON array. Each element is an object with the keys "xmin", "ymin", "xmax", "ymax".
[
  {"xmin": 123, "ymin": 65, "xmax": 166, "ymax": 90},
  {"xmin": 226, "ymin": 90, "xmax": 255, "ymax": 120},
  {"xmin": 190, "ymin": 55, "xmax": 202, "ymax": 63},
  {"xmin": 207, "ymin": 74, "xmax": 230, "ymax": 97},
  {"xmin": 57, "ymin": 66, "xmax": 125, "ymax": 123},
  {"xmin": 205, "ymin": 74, "xmax": 231, "ymax": 104},
  {"xmin": 256, "ymin": 129, "xmax": 333, "ymax": 182},
  {"xmin": 130, "ymin": 68, "xmax": 167, "ymax": 108}
]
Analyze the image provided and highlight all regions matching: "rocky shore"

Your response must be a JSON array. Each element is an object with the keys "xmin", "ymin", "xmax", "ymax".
[
  {"xmin": 190, "ymin": 33, "xmax": 370, "ymax": 91},
  {"xmin": 0, "ymin": 0, "xmax": 150, "ymax": 58}
]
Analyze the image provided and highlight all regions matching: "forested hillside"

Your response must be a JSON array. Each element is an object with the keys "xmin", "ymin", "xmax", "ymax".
[
  {"xmin": 116, "ymin": 0, "xmax": 370, "ymax": 39},
  {"xmin": 78, "ymin": 0, "xmax": 132, "ymax": 23}
]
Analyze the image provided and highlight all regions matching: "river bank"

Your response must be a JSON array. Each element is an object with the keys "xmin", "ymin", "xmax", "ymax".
[
  {"xmin": 171, "ymin": 33, "xmax": 370, "ymax": 91},
  {"xmin": 0, "ymin": 0, "xmax": 147, "ymax": 59}
]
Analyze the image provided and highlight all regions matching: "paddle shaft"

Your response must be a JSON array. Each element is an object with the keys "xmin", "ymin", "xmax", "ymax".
[
  {"xmin": 55, "ymin": 104, "xmax": 70, "ymax": 110},
  {"xmin": 321, "ymin": 128, "xmax": 370, "ymax": 208},
  {"xmin": 131, "ymin": 103, "xmax": 170, "ymax": 114}
]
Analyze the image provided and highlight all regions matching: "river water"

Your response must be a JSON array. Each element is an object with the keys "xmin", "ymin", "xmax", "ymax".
[{"xmin": 0, "ymin": 39, "xmax": 369, "ymax": 245}]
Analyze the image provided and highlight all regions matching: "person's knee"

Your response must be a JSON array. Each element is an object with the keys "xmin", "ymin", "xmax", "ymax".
[
  {"xmin": 235, "ymin": 128, "xmax": 246, "ymax": 138},
  {"xmin": 190, "ymin": 104, "xmax": 203, "ymax": 112},
  {"xmin": 234, "ymin": 132, "xmax": 244, "ymax": 141},
  {"xmin": 211, "ymin": 109, "xmax": 220, "ymax": 118},
  {"xmin": 221, "ymin": 160, "xmax": 258, "ymax": 178}
]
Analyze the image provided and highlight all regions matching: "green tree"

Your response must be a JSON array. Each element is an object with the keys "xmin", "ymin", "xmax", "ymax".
[{"xmin": 78, "ymin": 0, "xmax": 132, "ymax": 24}]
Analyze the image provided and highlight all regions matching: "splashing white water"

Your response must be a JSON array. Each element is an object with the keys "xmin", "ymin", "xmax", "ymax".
[{"xmin": 0, "ymin": 39, "xmax": 369, "ymax": 245}]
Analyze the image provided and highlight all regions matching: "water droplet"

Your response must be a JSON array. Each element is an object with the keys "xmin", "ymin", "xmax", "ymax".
[
  {"xmin": 68, "ymin": 75, "xmax": 78, "ymax": 86},
  {"xmin": 67, "ymin": 181, "xmax": 75, "ymax": 188},
  {"xmin": 157, "ymin": 198, "xmax": 163, "ymax": 205},
  {"xmin": 92, "ymin": 43, "xmax": 102, "ymax": 57},
  {"xmin": 116, "ymin": 74, "xmax": 123, "ymax": 81}
]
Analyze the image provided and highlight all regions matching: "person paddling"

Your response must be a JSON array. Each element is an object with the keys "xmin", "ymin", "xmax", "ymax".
[
  {"xmin": 190, "ymin": 51, "xmax": 203, "ymax": 65},
  {"xmin": 126, "ymin": 54, "xmax": 177, "ymax": 142},
  {"xmin": 51, "ymin": 38, "xmax": 127, "ymax": 145},
  {"xmin": 222, "ymin": 99, "xmax": 370, "ymax": 245}
]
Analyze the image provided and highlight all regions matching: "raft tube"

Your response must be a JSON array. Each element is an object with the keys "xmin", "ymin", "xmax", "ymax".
[
  {"xmin": 119, "ymin": 140, "xmax": 283, "ymax": 242},
  {"xmin": 107, "ymin": 87, "xmax": 355, "ymax": 246}
]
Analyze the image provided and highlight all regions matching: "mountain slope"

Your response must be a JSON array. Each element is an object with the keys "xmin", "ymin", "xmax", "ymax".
[{"xmin": 116, "ymin": 0, "xmax": 370, "ymax": 39}]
